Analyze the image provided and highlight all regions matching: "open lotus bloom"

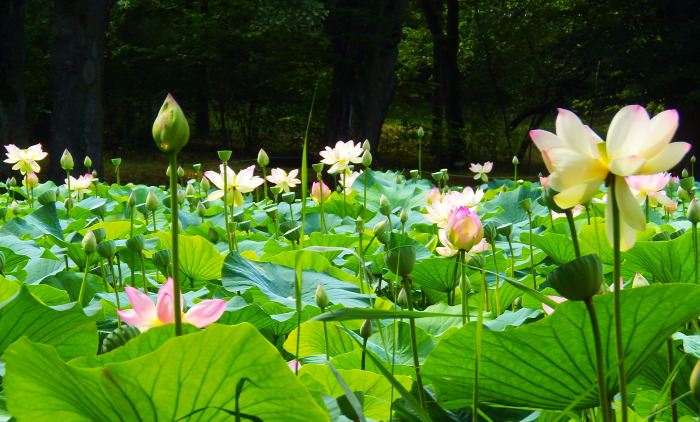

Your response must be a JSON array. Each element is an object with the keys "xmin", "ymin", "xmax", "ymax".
[
  {"xmin": 66, "ymin": 174, "xmax": 94, "ymax": 199},
  {"xmin": 204, "ymin": 164, "xmax": 263, "ymax": 206},
  {"xmin": 266, "ymin": 168, "xmax": 301, "ymax": 193},
  {"xmin": 626, "ymin": 173, "xmax": 674, "ymax": 208},
  {"xmin": 530, "ymin": 106, "xmax": 690, "ymax": 251},
  {"xmin": 424, "ymin": 187, "xmax": 484, "ymax": 228},
  {"xmin": 319, "ymin": 140, "xmax": 363, "ymax": 174},
  {"xmin": 469, "ymin": 162, "xmax": 493, "ymax": 182},
  {"xmin": 339, "ymin": 170, "xmax": 362, "ymax": 194},
  {"xmin": 4, "ymin": 143, "xmax": 48, "ymax": 175},
  {"xmin": 117, "ymin": 278, "xmax": 227, "ymax": 332}
]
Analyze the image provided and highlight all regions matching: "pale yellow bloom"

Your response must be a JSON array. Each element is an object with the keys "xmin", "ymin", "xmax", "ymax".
[{"xmin": 4, "ymin": 144, "xmax": 48, "ymax": 175}]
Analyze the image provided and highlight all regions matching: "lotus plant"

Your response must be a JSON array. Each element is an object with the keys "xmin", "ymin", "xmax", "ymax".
[
  {"xmin": 470, "ymin": 161, "xmax": 493, "ymax": 183},
  {"xmin": 626, "ymin": 172, "xmax": 674, "ymax": 222},
  {"xmin": 117, "ymin": 278, "xmax": 226, "ymax": 332},
  {"xmin": 531, "ymin": 105, "xmax": 690, "ymax": 421},
  {"xmin": 266, "ymin": 168, "xmax": 301, "ymax": 193},
  {"xmin": 65, "ymin": 174, "xmax": 94, "ymax": 202},
  {"xmin": 320, "ymin": 140, "xmax": 363, "ymax": 217}
]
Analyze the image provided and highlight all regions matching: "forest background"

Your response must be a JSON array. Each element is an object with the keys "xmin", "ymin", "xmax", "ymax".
[{"xmin": 1, "ymin": 0, "xmax": 699, "ymax": 183}]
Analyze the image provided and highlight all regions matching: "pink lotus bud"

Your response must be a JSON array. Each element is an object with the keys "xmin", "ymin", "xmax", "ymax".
[
  {"xmin": 311, "ymin": 181, "xmax": 330, "ymax": 203},
  {"xmin": 444, "ymin": 206, "xmax": 483, "ymax": 252}
]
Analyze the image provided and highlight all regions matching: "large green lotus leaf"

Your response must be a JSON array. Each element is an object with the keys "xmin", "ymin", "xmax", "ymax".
[
  {"xmin": 0, "ymin": 203, "xmax": 64, "ymax": 243},
  {"xmin": 221, "ymin": 252, "xmax": 370, "ymax": 308},
  {"xmin": 364, "ymin": 183, "xmax": 428, "ymax": 213},
  {"xmin": 3, "ymin": 323, "xmax": 330, "ymax": 421},
  {"xmin": 479, "ymin": 184, "xmax": 549, "ymax": 226},
  {"xmin": 422, "ymin": 284, "xmax": 700, "ymax": 410},
  {"xmin": 0, "ymin": 284, "xmax": 101, "ymax": 360},
  {"xmin": 266, "ymin": 249, "xmax": 331, "ymax": 272},
  {"xmin": 284, "ymin": 320, "xmax": 360, "ymax": 358},
  {"xmin": 299, "ymin": 364, "xmax": 412, "ymax": 421},
  {"xmin": 330, "ymin": 349, "xmax": 416, "ymax": 377},
  {"xmin": 579, "ymin": 217, "xmax": 614, "ymax": 264},
  {"xmin": 307, "ymin": 232, "xmax": 360, "ymax": 262},
  {"xmin": 622, "ymin": 232, "xmax": 695, "ymax": 284},
  {"xmin": 0, "ymin": 276, "xmax": 69, "ymax": 306},
  {"xmin": 79, "ymin": 220, "xmax": 143, "ymax": 240},
  {"xmin": 259, "ymin": 302, "xmax": 321, "ymax": 337},
  {"xmin": 520, "ymin": 231, "xmax": 575, "ymax": 265},
  {"xmin": 156, "ymin": 233, "xmax": 225, "ymax": 282},
  {"xmin": 41, "ymin": 271, "xmax": 105, "ymax": 306},
  {"xmin": 365, "ymin": 321, "xmax": 437, "ymax": 366},
  {"xmin": 323, "ymin": 191, "xmax": 364, "ymax": 219},
  {"xmin": 70, "ymin": 196, "xmax": 118, "ymax": 220}
]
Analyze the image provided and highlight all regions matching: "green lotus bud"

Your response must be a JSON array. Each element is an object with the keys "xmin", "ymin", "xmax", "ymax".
[
  {"xmin": 681, "ymin": 177, "xmax": 695, "ymax": 192},
  {"xmin": 360, "ymin": 319, "xmax": 372, "ymax": 339},
  {"xmin": 379, "ymin": 194, "xmax": 392, "ymax": 216},
  {"xmin": 265, "ymin": 205, "xmax": 278, "ymax": 219},
  {"xmin": 90, "ymin": 203, "xmax": 106, "ymax": 218},
  {"xmin": 196, "ymin": 201, "xmax": 207, "ymax": 217},
  {"xmin": 431, "ymin": 171, "xmax": 443, "ymax": 182},
  {"xmin": 126, "ymin": 234, "xmax": 145, "ymax": 253},
  {"xmin": 690, "ymin": 359, "xmax": 700, "ymax": 400},
  {"xmin": 678, "ymin": 187, "xmax": 690, "ymax": 201},
  {"xmin": 217, "ymin": 150, "xmax": 232, "ymax": 162},
  {"xmin": 688, "ymin": 198, "xmax": 700, "ymax": 224},
  {"xmin": 315, "ymin": 283, "xmax": 329, "ymax": 309},
  {"xmin": 397, "ymin": 288, "xmax": 408, "ymax": 308},
  {"xmin": 92, "ymin": 170, "xmax": 98, "ymax": 178},
  {"xmin": 519, "ymin": 198, "xmax": 532, "ymax": 212},
  {"xmin": 543, "ymin": 187, "xmax": 569, "ymax": 213},
  {"xmin": 153, "ymin": 94, "xmax": 190, "ymax": 153},
  {"xmin": 60, "ymin": 149, "xmax": 74, "ymax": 170},
  {"xmin": 692, "ymin": 156, "xmax": 697, "ymax": 165},
  {"xmin": 10, "ymin": 200, "xmax": 20, "ymax": 216},
  {"xmin": 111, "ymin": 158, "xmax": 122, "ymax": 167},
  {"xmin": 399, "ymin": 208, "xmax": 408, "ymax": 224},
  {"xmin": 153, "ymin": 249, "xmax": 172, "ymax": 269},
  {"xmin": 281, "ymin": 221, "xmax": 302, "ymax": 242},
  {"xmin": 193, "ymin": 163, "xmax": 201, "ymax": 172},
  {"xmin": 483, "ymin": 221, "xmax": 497, "ymax": 242},
  {"xmin": 208, "ymin": 227, "xmax": 219, "ymax": 243},
  {"xmin": 355, "ymin": 216, "xmax": 365, "ymax": 233},
  {"xmin": 514, "ymin": 296, "xmax": 523, "ymax": 308},
  {"xmin": 177, "ymin": 190, "xmax": 185, "ymax": 205},
  {"xmin": 177, "ymin": 166, "xmax": 185, "ymax": 179},
  {"xmin": 92, "ymin": 228, "xmax": 106, "ymax": 243},
  {"xmin": 63, "ymin": 197, "xmax": 72, "ymax": 210},
  {"xmin": 547, "ymin": 254, "xmax": 604, "ymax": 301},
  {"xmin": 128, "ymin": 191, "xmax": 137, "ymax": 208},
  {"xmin": 683, "ymin": 169, "xmax": 689, "ymax": 178},
  {"xmin": 409, "ymin": 169, "xmax": 419, "ymax": 179},
  {"xmin": 7, "ymin": 177, "xmax": 16, "ymax": 187},
  {"xmin": 96, "ymin": 240, "xmax": 117, "ymax": 259},
  {"xmin": 362, "ymin": 150, "xmax": 372, "ymax": 167},
  {"xmin": 0, "ymin": 208, "xmax": 7, "ymax": 220},
  {"xmin": 257, "ymin": 149, "xmax": 269, "ymax": 167},
  {"xmin": 362, "ymin": 140, "xmax": 371, "ymax": 152},
  {"xmin": 166, "ymin": 165, "xmax": 172, "ymax": 177},
  {"xmin": 512, "ymin": 156, "xmax": 519, "ymax": 165},
  {"xmin": 497, "ymin": 223, "xmax": 513, "ymax": 238},
  {"xmin": 200, "ymin": 176, "xmax": 210, "ymax": 192},
  {"xmin": 373, "ymin": 220, "xmax": 388, "ymax": 237},
  {"xmin": 38, "ymin": 190, "xmax": 56, "ymax": 205},
  {"xmin": 384, "ymin": 243, "xmax": 416, "ymax": 276},
  {"xmin": 84, "ymin": 156, "xmax": 92, "ymax": 169},
  {"xmin": 82, "ymin": 230, "xmax": 97, "ymax": 254},
  {"xmin": 282, "ymin": 192, "xmax": 296, "ymax": 204},
  {"xmin": 239, "ymin": 220, "xmax": 252, "ymax": 232},
  {"xmin": 632, "ymin": 272, "xmax": 650, "ymax": 288},
  {"xmin": 417, "ymin": 126, "xmax": 424, "ymax": 138},
  {"xmin": 186, "ymin": 183, "xmax": 197, "ymax": 199},
  {"xmin": 146, "ymin": 191, "xmax": 159, "ymax": 212}
]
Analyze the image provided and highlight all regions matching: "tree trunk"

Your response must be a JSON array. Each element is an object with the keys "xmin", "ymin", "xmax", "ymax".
[
  {"xmin": 323, "ymin": 0, "xmax": 407, "ymax": 153},
  {"xmin": 0, "ymin": 0, "xmax": 28, "ymax": 178},
  {"xmin": 49, "ymin": 0, "xmax": 108, "ymax": 181}
]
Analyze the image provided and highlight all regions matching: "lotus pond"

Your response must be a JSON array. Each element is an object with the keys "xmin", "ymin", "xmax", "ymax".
[{"xmin": 0, "ymin": 102, "xmax": 699, "ymax": 422}]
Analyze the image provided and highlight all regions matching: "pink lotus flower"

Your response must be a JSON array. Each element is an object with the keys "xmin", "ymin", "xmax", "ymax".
[
  {"xmin": 435, "ymin": 206, "xmax": 484, "ymax": 256},
  {"xmin": 469, "ymin": 162, "xmax": 493, "ymax": 182},
  {"xmin": 339, "ymin": 170, "xmax": 362, "ymax": 194},
  {"xmin": 319, "ymin": 140, "xmax": 363, "ymax": 174},
  {"xmin": 311, "ymin": 181, "xmax": 331, "ymax": 203},
  {"xmin": 65, "ymin": 173, "xmax": 94, "ymax": 199},
  {"xmin": 625, "ymin": 173, "xmax": 674, "ymax": 208},
  {"xmin": 551, "ymin": 204, "xmax": 585, "ymax": 220},
  {"xmin": 424, "ymin": 188, "xmax": 484, "ymax": 228},
  {"xmin": 204, "ymin": 164, "xmax": 263, "ymax": 206},
  {"xmin": 4, "ymin": 143, "xmax": 48, "ymax": 175},
  {"xmin": 117, "ymin": 278, "xmax": 227, "ymax": 332},
  {"xmin": 288, "ymin": 360, "xmax": 302, "ymax": 373},
  {"xmin": 542, "ymin": 295, "xmax": 567, "ymax": 314},
  {"xmin": 663, "ymin": 201, "xmax": 678, "ymax": 214},
  {"xmin": 540, "ymin": 176, "xmax": 549, "ymax": 188},
  {"xmin": 22, "ymin": 171, "xmax": 39, "ymax": 188},
  {"xmin": 425, "ymin": 187, "xmax": 442, "ymax": 205},
  {"xmin": 266, "ymin": 168, "xmax": 301, "ymax": 193}
]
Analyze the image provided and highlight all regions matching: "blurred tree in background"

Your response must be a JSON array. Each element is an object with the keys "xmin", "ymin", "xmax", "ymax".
[{"xmin": 1, "ymin": 0, "xmax": 699, "ymax": 180}]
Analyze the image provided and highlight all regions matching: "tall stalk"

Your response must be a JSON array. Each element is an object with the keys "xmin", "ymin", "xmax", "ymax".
[
  {"xmin": 473, "ymin": 273, "xmax": 486, "ymax": 421},
  {"xmin": 221, "ymin": 158, "xmax": 233, "ymax": 253},
  {"xmin": 401, "ymin": 274, "xmax": 427, "ymax": 410},
  {"xmin": 460, "ymin": 249, "xmax": 471, "ymax": 324},
  {"xmin": 169, "ymin": 151, "xmax": 183, "ymax": 336},
  {"xmin": 609, "ymin": 176, "xmax": 628, "ymax": 421},
  {"xmin": 566, "ymin": 210, "xmax": 581, "ymax": 258},
  {"xmin": 585, "ymin": 297, "xmax": 611, "ymax": 422},
  {"xmin": 487, "ymin": 237, "xmax": 501, "ymax": 316},
  {"xmin": 527, "ymin": 210, "xmax": 537, "ymax": 288}
]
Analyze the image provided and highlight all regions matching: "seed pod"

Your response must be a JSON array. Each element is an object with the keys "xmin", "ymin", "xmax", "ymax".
[
  {"xmin": 96, "ymin": 240, "xmax": 117, "ymax": 259},
  {"xmin": 281, "ymin": 192, "xmax": 296, "ymax": 204},
  {"xmin": 518, "ymin": 198, "xmax": 532, "ymax": 212},
  {"xmin": 101, "ymin": 324, "xmax": 141, "ymax": 354},
  {"xmin": 192, "ymin": 163, "xmax": 201, "ymax": 172},
  {"xmin": 217, "ymin": 150, "xmax": 232, "ymax": 162},
  {"xmin": 312, "ymin": 163, "xmax": 324, "ymax": 174},
  {"xmin": 38, "ymin": 190, "xmax": 56, "ymax": 205},
  {"xmin": 546, "ymin": 254, "xmax": 604, "ymax": 301},
  {"xmin": 90, "ymin": 203, "xmax": 106, "ymax": 218},
  {"xmin": 497, "ymin": 223, "xmax": 513, "ymax": 238},
  {"xmin": 111, "ymin": 158, "xmax": 122, "ymax": 167},
  {"xmin": 92, "ymin": 228, "xmax": 107, "ymax": 244},
  {"xmin": 126, "ymin": 234, "xmax": 145, "ymax": 253},
  {"xmin": 355, "ymin": 216, "xmax": 365, "ymax": 233},
  {"xmin": 152, "ymin": 249, "xmax": 172, "ymax": 269}
]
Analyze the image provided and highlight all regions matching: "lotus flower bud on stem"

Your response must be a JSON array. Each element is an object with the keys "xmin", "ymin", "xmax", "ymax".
[
  {"xmin": 417, "ymin": 126, "xmax": 424, "ymax": 138},
  {"xmin": 153, "ymin": 94, "xmax": 190, "ymax": 153},
  {"xmin": 60, "ymin": 149, "xmax": 74, "ymax": 171},
  {"xmin": 128, "ymin": 191, "xmax": 137, "ymax": 208},
  {"xmin": 379, "ymin": 194, "xmax": 392, "ymax": 216},
  {"xmin": 10, "ymin": 201, "xmax": 20, "ymax": 216},
  {"xmin": 82, "ymin": 230, "xmax": 97, "ymax": 254},
  {"xmin": 362, "ymin": 150, "xmax": 372, "ymax": 167},
  {"xmin": 200, "ymin": 176, "xmax": 210, "ymax": 192},
  {"xmin": 688, "ymin": 198, "xmax": 700, "ymax": 224},
  {"xmin": 196, "ymin": 201, "xmax": 207, "ymax": 217},
  {"xmin": 146, "ymin": 191, "xmax": 159, "ymax": 212},
  {"xmin": 373, "ymin": 220, "xmax": 388, "ymax": 237},
  {"xmin": 177, "ymin": 166, "xmax": 184, "ymax": 178},
  {"xmin": 682, "ymin": 169, "xmax": 689, "ymax": 178},
  {"xmin": 84, "ymin": 156, "xmax": 92, "ymax": 170},
  {"xmin": 257, "ymin": 149, "xmax": 269, "ymax": 167},
  {"xmin": 315, "ymin": 283, "xmax": 329, "ymax": 309},
  {"xmin": 397, "ymin": 288, "xmax": 408, "ymax": 308},
  {"xmin": 360, "ymin": 319, "xmax": 372, "ymax": 339},
  {"xmin": 690, "ymin": 359, "xmax": 700, "ymax": 400}
]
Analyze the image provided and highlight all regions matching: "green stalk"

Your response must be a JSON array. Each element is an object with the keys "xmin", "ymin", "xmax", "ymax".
[
  {"xmin": 645, "ymin": 197, "xmax": 650, "ymax": 223},
  {"xmin": 77, "ymin": 254, "xmax": 91, "ymax": 305},
  {"xmin": 139, "ymin": 251, "xmax": 147, "ymax": 294},
  {"xmin": 481, "ymin": 265, "xmax": 489, "ymax": 313},
  {"xmin": 342, "ymin": 170, "xmax": 347, "ymax": 218},
  {"xmin": 98, "ymin": 257, "xmax": 108, "ymax": 291},
  {"xmin": 129, "ymin": 205, "xmax": 135, "ymax": 286},
  {"xmin": 152, "ymin": 211, "xmax": 157, "ymax": 233},
  {"xmin": 667, "ymin": 338, "xmax": 678, "ymax": 422},
  {"xmin": 116, "ymin": 166, "xmax": 120, "ymax": 187},
  {"xmin": 693, "ymin": 223, "xmax": 698, "ymax": 285},
  {"xmin": 358, "ymin": 232, "xmax": 365, "ymax": 295},
  {"xmin": 513, "ymin": 164, "xmax": 517, "ymax": 184},
  {"xmin": 460, "ymin": 249, "xmax": 471, "ymax": 324},
  {"xmin": 361, "ymin": 337, "xmax": 368, "ymax": 370},
  {"xmin": 364, "ymin": 168, "xmax": 368, "ymax": 221},
  {"xmin": 418, "ymin": 135, "xmax": 422, "ymax": 178},
  {"xmin": 168, "ymin": 151, "xmax": 183, "ymax": 336},
  {"xmin": 402, "ymin": 275, "xmax": 427, "ymax": 410},
  {"xmin": 222, "ymin": 162, "xmax": 233, "ymax": 252},
  {"xmin": 322, "ymin": 319, "xmax": 330, "ymax": 361},
  {"xmin": 609, "ymin": 176, "xmax": 628, "ymax": 422},
  {"xmin": 527, "ymin": 210, "xmax": 537, "ymax": 288},
  {"xmin": 262, "ymin": 166, "xmax": 268, "ymax": 203},
  {"xmin": 506, "ymin": 235, "xmax": 515, "ymax": 278},
  {"xmin": 319, "ymin": 190, "xmax": 327, "ymax": 234},
  {"xmin": 585, "ymin": 297, "xmax": 611, "ymax": 422},
  {"xmin": 566, "ymin": 210, "xmax": 581, "ymax": 258},
  {"xmin": 108, "ymin": 258, "xmax": 122, "ymax": 328},
  {"xmin": 66, "ymin": 169, "xmax": 71, "ymax": 218},
  {"xmin": 473, "ymin": 274, "xmax": 486, "ymax": 421},
  {"xmin": 487, "ymin": 238, "xmax": 501, "ymax": 316}
]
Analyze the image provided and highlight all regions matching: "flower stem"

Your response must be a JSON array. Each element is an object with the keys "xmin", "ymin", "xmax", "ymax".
[
  {"xmin": 481, "ymin": 266, "xmax": 489, "ymax": 313},
  {"xmin": 402, "ymin": 275, "xmax": 427, "ymax": 410},
  {"xmin": 323, "ymin": 319, "xmax": 330, "ymax": 361},
  {"xmin": 66, "ymin": 169, "xmax": 71, "ymax": 218},
  {"xmin": 108, "ymin": 258, "xmax": 122, "ymax": 328},
  {"xmin": 506, "ymin": 235, "xmax": 515, "ymax": 278},
  {"xmin": 487, "ymin": 238, "xmax": 501, "ymax": 316},
  {"xmin": 78, "ymin": 254, "xmax": 91, "ymax": 306},
  {"xmin": 361, "ymin": 337, "xmax": 368, "ymax": 370},
  {"xmin": 645, "ymin": 197, "xmax": 650, "ymax": 223},
  {"xmin": 460, "ymin": 249, "xmax": 470, "ymax": 324},
  {"xmin": 168, "ymin": 151, "xmax": 183, "ymax": 336},
  {"xmin": 566, "ymin": 210, "xmax": 581, "ymax": 258},
  {"xmin": 262, "ymin": 166, "xmax": 268, "ymax": 203},
  {"xmin": 693, "ymin": 223, "xmax": 698, "ymax": 285},
  {"xmin": 139, "ymin": 251, "xmax": 147, "ymax": 294},
  {"xmin": 609, "ymin": 176, "xmax": 628, "ymax": 422},
  {"xmin": 527, "ymin": 210, "xmax": 537, "ymax": 288},
  {"xmin": 584, "ymin": 297, "xmax": 611, "ymax": 422},
  {"xmin": 473, "ymin": 277, "xmax": 485, "ymax": 421},
  {"xmin": 667, "ymin": 338, "xmax": 678, "ymax": 422},
  {"xmin": 364, "ymin": 168, "xmax": 368, "ymax": 221},
  {"xmin": 222, "ymin": 162, "xmax": 233, "ymax": 253}
]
